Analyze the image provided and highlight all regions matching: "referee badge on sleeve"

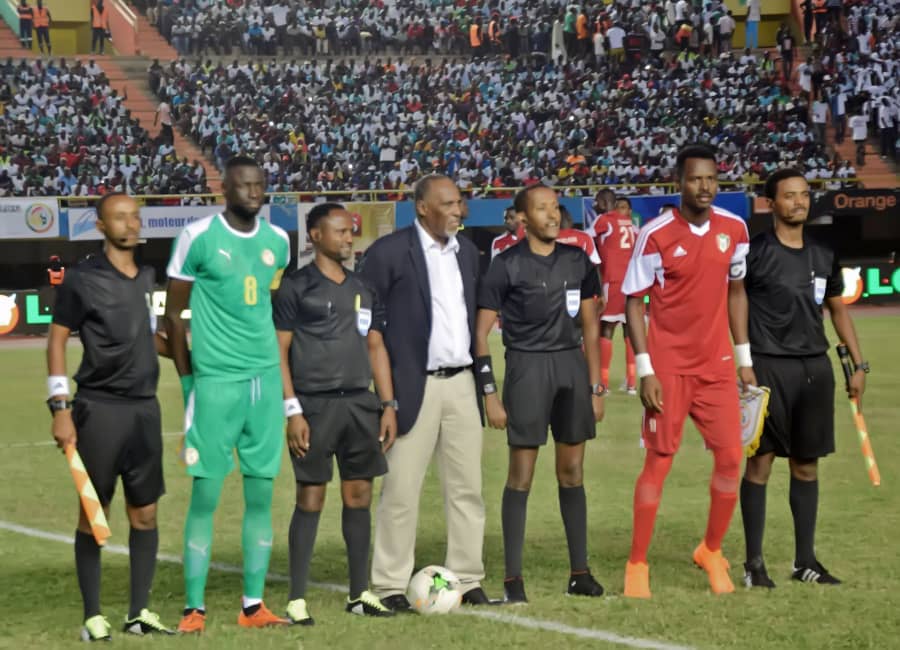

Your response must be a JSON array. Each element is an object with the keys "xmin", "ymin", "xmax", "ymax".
[
  {"xmin": 565, "ymin": 289, "xmax": 580, "ymax": 317},
  {"xmin": 357, "ymin": 308, "xmax": 372, "ymax": 336}
]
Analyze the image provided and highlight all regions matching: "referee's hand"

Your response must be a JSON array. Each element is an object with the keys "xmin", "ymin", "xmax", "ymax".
[
  {"xmin": 286, "ymin": 414, "xmax": 311, "ymax": 458},
  {"xmin": 640, "ymin": 375, "xmax": 664, "ymax": 413},
  {"xmin": 485, "ymin": 394, "xmax": 508, "ymax": 430},
  {"xmin": 379, "ymin": 408, "xmax": 397, "ymax": 452},
  {"xmin": 848, "ymin": 369, "xmax": 866, "ymax": 409},
  {"xmin": 51, "ymin": 410, "xmax": 77, "ymax": 449}
]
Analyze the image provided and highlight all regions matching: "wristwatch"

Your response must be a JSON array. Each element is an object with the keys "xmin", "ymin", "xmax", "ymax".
[
  {"xmin": 381, "ymin": 399, "xmax": 399, "ymax": 411},
  {"xmin": 591, "ymin": 383, "xmax": 609, "ymax": 397},
  {"xmin": 856, "ymin": 361, "xmax": 870, "ymax": 374},
  {"xmin": 483, "ymin": 382, "xmax": 497, "ymax": 395},
  {"xmin": 46, "ymin": 397, "xmax": 73, "ymax": 414}
]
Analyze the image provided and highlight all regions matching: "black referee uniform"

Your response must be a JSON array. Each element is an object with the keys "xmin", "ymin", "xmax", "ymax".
[
  {"xmin": 273, "ymin": 261, "xmax": 390, "ymax": 615},
  {"xmin": 478, "ymin": 239, "xmax": 603, "ymax": 601},
  {"xmin": 479, "ymin": 244, "xmax": 600, "ymax": 446},
  {"xmin": 745, "ymin": 230, "xmax": 842, "ymax": 459},
  {"xmin": 740, "ymin": 228, "xmax": 845, "ymax": 586},
  {"xmin": 53, "ymin": 254, "xmax": 164, "ymax": 508},
  {"xmin": 273, "ymin": 263, "xmax": 388, "ymax": 484}
]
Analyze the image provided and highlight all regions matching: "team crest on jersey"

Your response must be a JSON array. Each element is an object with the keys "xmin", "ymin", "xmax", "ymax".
[
  {"xmin": 357, "ymin": 308, "xmax": 372, "ymax": 336},
  {"xmin": 716, "ymin": 233, "xmax": 731, "ymax": 253},
  {"xmin": 565, "ymin": 289, "xmax": 580, "ymax": 317},
  {"xmin": 261, "ymin": 249, "xmax": 275, "ymax": 266}
]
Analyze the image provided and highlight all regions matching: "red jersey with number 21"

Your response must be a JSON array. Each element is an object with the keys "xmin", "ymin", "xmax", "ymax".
[
  {"xmin": 590, "ymin": 210, "xmax": 637, "ymax": 283},
  {"xmin": 622, "ymin": 208, "xmax": 749, "ymax": 376}
]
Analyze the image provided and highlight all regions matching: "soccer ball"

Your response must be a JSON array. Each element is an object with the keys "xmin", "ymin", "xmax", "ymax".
[{"xmin": 407, "ymin": 565, "xmax": 463, "ymax": 615}]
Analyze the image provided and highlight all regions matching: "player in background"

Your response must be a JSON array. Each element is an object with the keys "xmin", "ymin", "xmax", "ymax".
[
  {"xmin": 165, "ymin": 156, "xmax": 291, "ymax": 632},
  {"xmin": 740, "ymin": 169, "xmax": 867, "ymax": 588},
  {"xmin": 615, "ymin": 197, "xmax": 640, "ymax": 229},
  {"xmin": 274, "ymin": 203, "xmax": 396, "ymax": 623},
  {"xmin": 622, "ymin": 145, "xmax": 756, "ymax": 598},
  {"xmin": 590, "ymin": 189, "xmax": 638, "ymax": 393},
  {"xmin": 557, "ymin": 205, "xmax": 601, "ymax": 265},
  {"xmin": 47, "ymin": 193, "xmax": 174, "ymax": 640},
  {"xmin": 491, "ymin": 205, "xmax": 524, "ymax": 259},
  {"xmin": 476, "ymin": 185, "xmax": 606, "ymax": 603}
]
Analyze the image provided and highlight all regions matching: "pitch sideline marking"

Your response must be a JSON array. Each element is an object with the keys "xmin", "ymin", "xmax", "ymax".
[{"xmin": 0, "ymin": 520, "xmax": 693, "ymax": 650}]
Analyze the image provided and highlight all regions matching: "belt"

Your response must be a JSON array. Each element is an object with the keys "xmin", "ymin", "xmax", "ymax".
[{"xmin": 426, "ymin": 365, "xmax": 470, "ymax": 378}]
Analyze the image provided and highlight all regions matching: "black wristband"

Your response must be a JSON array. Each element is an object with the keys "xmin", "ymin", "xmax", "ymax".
[{"xmin": 475, "ymin": 355, "xmax": 496, "ymax": 395}]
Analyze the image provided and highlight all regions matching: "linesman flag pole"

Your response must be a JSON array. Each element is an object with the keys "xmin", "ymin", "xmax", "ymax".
[
  {"xmin": 64, "ymin": 444, "xmax": 112, "ymax": 545},
  {"xmin": 836, "ymin": 344, "xmax": 881, "ymax": 487}
]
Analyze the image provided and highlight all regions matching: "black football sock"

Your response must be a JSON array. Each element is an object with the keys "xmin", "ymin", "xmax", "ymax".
[
  {"xmin": 342, "ymin": 506, "xmax": 371, "ymax": 600},
  {"xmin": 128, "ymin": 527, "xmax": 159, "ymax": 618},
  {"xmin": 740, "ymin": 478, "xmax": 767, "ymax": 563},
  {"xmin": 288, "ymin": 506, "xmax": 321, "ymax": 600},
  {"xmin": 558, "ymin": 485, "xmax": 588, "ymax": 573},
  {"xmin": 75, "ymin": 530, "xmax": 102, "ymax": 620},
  {"xmin": 502, "ymin": 487, "xmax": 529, "ymax": 578},
  {"xmin": 790, "ymin": 477, "xmax": 819, "ymax": 567}
]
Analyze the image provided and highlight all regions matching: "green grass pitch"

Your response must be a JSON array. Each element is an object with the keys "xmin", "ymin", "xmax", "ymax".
[{"xmin": 1, "ymin": 316, "xmax": 898, "ymax": 649}]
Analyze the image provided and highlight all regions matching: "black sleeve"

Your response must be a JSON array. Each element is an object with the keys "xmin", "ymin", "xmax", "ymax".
[
  {"xmin": 52, "ymin": 270, "xmax": 85, "ymax": 330},
  {"xmin": 580, "ymin": 254, "xmax": 601, "ymax": 299},
  {"xmin": 478, "ymin": 255, "xmax": 508, "ymax": 311},
  {"xmin": 272, "ymin": 274, "xmax": 301, "ymax": 332},
  {"xmin": 825, "ymin": 248, "xmax": 843, "ymax": 298},
  {"xmin": 368, "ymin": 278, "xmax": 387, "ymax": 333}
]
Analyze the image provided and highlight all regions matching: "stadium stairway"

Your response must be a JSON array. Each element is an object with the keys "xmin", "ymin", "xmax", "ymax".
[
  {"xmin": 95, "ymin": 56, "xmax": 222, "ymax": 193},
  {"xmin": 0, "ymin": 18, "xmax": 37, "ymax": 59},
  {"xmin": 134, "ymin": 13, "xmax": 178, "ymax": 61},
  {"xmin": 829, "ymin": 129, "xmax": 897, "ymax": 189}
]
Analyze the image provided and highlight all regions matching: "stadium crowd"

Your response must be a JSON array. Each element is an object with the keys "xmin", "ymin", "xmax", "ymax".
[
  {"xmin": 151, "ymin": 50, "xmax": 859, "ymax": 196},
  {"xmin": 0, "ymin": 58, "xmax": 209, "ymax": 197}
]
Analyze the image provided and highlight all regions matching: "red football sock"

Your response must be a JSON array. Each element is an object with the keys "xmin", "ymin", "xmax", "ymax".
[
  {"xmin": 600, "ymin": 337, "xmax": 613, "ymax": 387},
  {"xmin": 629, "ymin": 450, "xmax": 674, "ymax": 563},
  {"xmin": 625, "ymin": 338, "xmax": 636, "ymax": 388},
  {"xmin": 704, "ymin": 446, "xmax": 742, "ymax": 551}
]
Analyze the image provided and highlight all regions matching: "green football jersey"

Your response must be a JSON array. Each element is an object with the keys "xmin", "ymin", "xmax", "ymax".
[{"xmin": 167, "ymin": 213, "xmax": 290, "ymax": 379}]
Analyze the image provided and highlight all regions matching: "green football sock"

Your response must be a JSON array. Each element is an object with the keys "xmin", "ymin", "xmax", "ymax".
[
  {"xmin": 183, "ymin": 475, "xmax": 225, "ymax": 609},
  {"xmin": 242, "ymin": 476, "xmax": 275, "ymax": 600}
]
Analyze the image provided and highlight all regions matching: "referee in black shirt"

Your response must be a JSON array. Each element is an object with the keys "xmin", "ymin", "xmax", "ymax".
[
  {"xmin": 740, "ymin": 168, "xmax": 868, "ymax": 588},
  {"xmin": 273, "ymin": 203, "xmax": 396, "ymax": 623},
  {"xmin": 47, "ymin": 193, "xmax": 174, "ymax": 640},
  {"xmin": 475, "ymin": 185, "xmax": 606, "ymax": 603}
]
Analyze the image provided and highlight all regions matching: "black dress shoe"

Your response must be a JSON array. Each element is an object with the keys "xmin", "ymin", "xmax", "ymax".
[
  {"xmin": 461, "ymin": 587, "xmax": 495, "ymax": 606},
  {"xmin": 380, "ymin": 593, "xmax": 415, "ymax": 613}
]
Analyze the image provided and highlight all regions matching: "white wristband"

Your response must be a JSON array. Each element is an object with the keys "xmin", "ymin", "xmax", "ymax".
[
  {"xmin": 735, "ymin": 343, "xmax": 753, "ymax": 368},
  {"xmin": 635, "ymin": 353, "xmax": 655, "ymax": 378},
  {"xmin": 284, "ymin": 397, "xmax": 303, "ymax": 418},
  {"xmin": 47, "ymin": 375, "xmax": 70, "ymax": 398}
]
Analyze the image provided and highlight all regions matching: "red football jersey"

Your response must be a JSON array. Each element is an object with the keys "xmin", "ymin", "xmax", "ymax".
[
  {"xmin": 557, "ymin": 228, "xmax": 600, "ymax": 264},
  {"xmin": 622, "ymin": 208, "xmax": 750, "ymax": 375},
  {"xmin": 491, "ymin": 226, "xmax": 524, "ymax": 259},
  {"xmin": 590, "ymin": 210, "xmax": 638, "ymax": 283}
]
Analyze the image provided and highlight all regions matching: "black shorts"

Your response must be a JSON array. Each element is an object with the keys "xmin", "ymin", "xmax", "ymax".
[
  {"xmin": 503, "ymin": 347, "xmax": 595, "ymax": 448},
  {"xmin": 292, "ymin": 390, "xmax": 388, "ymax": 484},
  {"xmin": 72, "ymin": 395, "xmax": 165, "ymax": 507},
  {"xmin": 754, "ymin": 354, "xmax": 835, "ymax": 459}
]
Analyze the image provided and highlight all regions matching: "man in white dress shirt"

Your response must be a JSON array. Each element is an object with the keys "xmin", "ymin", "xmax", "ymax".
[{"xmin": 360, "ymin": 174, "xmax": 493, "ymax": 611}]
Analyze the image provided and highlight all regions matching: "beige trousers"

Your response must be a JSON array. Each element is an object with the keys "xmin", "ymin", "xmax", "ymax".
[{"xmin": 371, "ymin": 371, "xmax": 486, "ymax": 595}]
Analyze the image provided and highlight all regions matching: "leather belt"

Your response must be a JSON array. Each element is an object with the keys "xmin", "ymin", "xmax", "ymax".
[{"xmin": 426, "ymin": 366, "xmax": 470, "ymax": 378}]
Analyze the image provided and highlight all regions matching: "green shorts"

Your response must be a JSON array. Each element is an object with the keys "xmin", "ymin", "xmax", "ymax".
[{"xmin": 182, "ymin": 366, "xmax": 284, "ymax": 478}]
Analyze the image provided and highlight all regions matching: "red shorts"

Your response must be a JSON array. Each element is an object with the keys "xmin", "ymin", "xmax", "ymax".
[
  {"xmin": 641, "ymin": 373, "xmax": 741, "ymax": 454},
  {"xmin": 601, "ymin": 281, "xmax": 626, "ymax": 323}
]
